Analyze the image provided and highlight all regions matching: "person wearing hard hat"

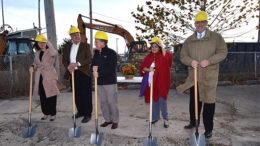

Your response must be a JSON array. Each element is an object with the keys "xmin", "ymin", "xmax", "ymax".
[
  {"xmin": 62, "ymin": 26, "xmax": 93, "ymax": 123},
  {"xmin": 29, "ymin": 34, "xmax": 60, "ymax": 121},
  {"xmin": 176, "ymin": 11, "xmax": 227, "ymax": 138},
  {"xmin": 139, "ymin": 37, "xmax": 172, "ymax": 128},
  {"xmin": 92, "ymin": 31, "xmax": 119, "ymax": 129}
]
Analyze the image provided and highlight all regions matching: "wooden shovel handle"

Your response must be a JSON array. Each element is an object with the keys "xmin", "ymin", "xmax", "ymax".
[
  {"xmin": 95, "ymin": 77, "xmax": 98, "ymax": 119},
  {"xmin": 149, "ymin": 71, "xmax": 154, "ymax": 122},
  {"xmin": 72, "ymin": 71, "xmax": 76, "ymax": 115},
  {"xmin": 29, "ymin": 71, "xmax": 33, "ymax": 113},
  {"xmin": 194, "ymin": 67, "xmax": 198, "ymax": 120}
]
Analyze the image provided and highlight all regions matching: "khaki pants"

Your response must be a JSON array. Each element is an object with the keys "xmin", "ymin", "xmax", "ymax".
[{"xmin": 98, "ymin": 84, "xmax": 119, "ymax": 123}]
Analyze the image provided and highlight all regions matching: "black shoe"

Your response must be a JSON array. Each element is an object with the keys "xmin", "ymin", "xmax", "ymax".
[
  {"xmin": 184, "ymin": 123, "xmax": 195, "ymax": 129},
  {"xmin": 111, "ymin": 123, "xmax": 118, "ymax": 129},
  {"xmin": 49, "ymin": 115, "xmax": 56, "ymax": 121},
  {"xmin": 72, "ymin": 113, "xmax": 83, "ymax": 119},
  {"xmin": 41, "ymin": 115, "xmax": 48, "ymax": 120},
  {"xmin": 204, "ymin": 131, "xmax": 212, "ymax": 139},
  {"xmin": 164, "ymin": 121, "xmax": 169, "ymax": 128},
  {"xmin": 151, "ymin": 120, "xmax": 158, "ymax": 124},
  {"xmin": 81, "ymin": 116, "xmax": 91, "ymax": 123},
  {"xmin": 100, "ymin": 122, "xmax": 112, "ymax": 127}
]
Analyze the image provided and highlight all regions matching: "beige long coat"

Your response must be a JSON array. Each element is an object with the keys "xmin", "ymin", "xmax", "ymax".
[
  {"xmin": 176, "ymin": 28, "xmax": 227, "ymax": 103},
  {"xmin": 32, "ymin": 42, "xmax": 60, "ymax": 99}
]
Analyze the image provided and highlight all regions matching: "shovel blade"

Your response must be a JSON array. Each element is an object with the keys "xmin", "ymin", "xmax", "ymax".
[
  {"xmin": 22, "ymin": 126, "xmax": 36, "ymax": 138},
  {"xmin": 90, "ymin": 133, "xmax": 103, "ymax": 146},
  {"xmin": 143, "ymin": 137, "xmax": 157, "ymax": 146},
  {"xmin": 190, "ymin": 133, "xmax": 205, "ymax": 146},
  {"xmin": 69, "ymin": 127, "xmax": 81, "ymax": 138}
]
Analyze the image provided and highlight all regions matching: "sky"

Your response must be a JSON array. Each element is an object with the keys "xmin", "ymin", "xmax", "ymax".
[{"xmin": 1, "ymin": 0, "xmax": 258, "ymax": 54}]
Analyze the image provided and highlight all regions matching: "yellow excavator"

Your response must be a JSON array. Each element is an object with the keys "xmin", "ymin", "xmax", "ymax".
[
  {"xmin": 77, "ymin": 14, "xmax": 147, "ymax": 52},
  {"xmin": 77, "ymin": 14, "xmax": 148, "ymax": 73}
]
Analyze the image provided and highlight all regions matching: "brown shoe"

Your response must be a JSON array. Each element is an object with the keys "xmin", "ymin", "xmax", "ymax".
[
  {"xmin": 100, "ymin": 122, "xmax": 112, "ymax": 127},
  {"xmin": 111, "ymin": 123, "xmax": 118, "ymax": 129}
]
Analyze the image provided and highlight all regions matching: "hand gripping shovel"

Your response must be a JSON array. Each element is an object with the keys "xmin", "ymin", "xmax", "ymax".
[
  {"xmin": 69, "ymin": 71, "xmax": 81, "ymax": 138},
  {"xmin": 190, "ymin": 67, "xmax": 205, "ymax": 146},
  {"xmin": 90, "ymin": 76, "xmax": 103, "ymax": 145},
  {"xmin": 22, "ymin": 70, "xmax": 36, "ymax": 138},
  {"xmin": 143, "ymin": 71, "xmax": 157, "ymax": 146}
]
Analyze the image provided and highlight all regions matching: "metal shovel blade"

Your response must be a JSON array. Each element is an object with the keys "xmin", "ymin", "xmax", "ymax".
[
  {"xmin": 69, "ymin": 127, "xmax": 81, "ymax": 138},
  {"xmin": 22, "ymin": 126, "xmax": 36, "ymax": 138},
  {"xmin": 143, "ymin": 137, "xmax": 157, "ymax": 146},
  {"xmin": 190, "ymin": 133, "xmax": 205, "ymax": 146},
  {"xmin": 90, "ymin": 132, "xmax": 103, "ymax": 146}
]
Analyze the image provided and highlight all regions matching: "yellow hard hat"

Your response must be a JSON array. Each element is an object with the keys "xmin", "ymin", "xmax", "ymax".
[
  {"xmin": 195, "ymin": 11, "xmax": 208, "ymax": 22},
  {"xmin": 69, "ymin": 26, "xmax": 80, "ymax": 34},
  {"xmin": 150, "ymin": 37, "xmax": 162, "ymax": 44},
  {"xmin": 35, "ymin": 34, "xmax": 47, "ymax": 42},
  {"xmin": 95, "ymin": 31, "xmax": 108, "ymax": 41}
]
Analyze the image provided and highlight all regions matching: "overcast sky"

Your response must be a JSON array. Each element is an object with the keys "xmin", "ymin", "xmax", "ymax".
[{"xmin": 1, "ymin": 0, "xmax": 258, "ymax": 53}]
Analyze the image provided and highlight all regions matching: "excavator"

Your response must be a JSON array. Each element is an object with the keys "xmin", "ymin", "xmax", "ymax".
[
  {"xmin": 0, "ymin": 25, "xmax": 36, "ymax": 56},
  {"xmin": 77, "ymin": 14, "xmax": 148, "ymax": 72}
]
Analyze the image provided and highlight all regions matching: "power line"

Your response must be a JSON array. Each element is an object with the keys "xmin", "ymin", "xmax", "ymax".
[{"xmin": 93, "ymin": 11, "xmax": 135, "ymax": 25}]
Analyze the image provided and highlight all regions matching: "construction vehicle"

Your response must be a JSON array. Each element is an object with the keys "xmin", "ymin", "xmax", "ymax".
[
  {"xmin": 0, "ymin": 26, "xmax": 37, "ymax": 56},
  {"xmin": 77, "ymin": 14, "xmax": 148, "ymax": 73},
  {"xmin": 0, "ymin": 25, "xmax": 39, "ymax": 98}
]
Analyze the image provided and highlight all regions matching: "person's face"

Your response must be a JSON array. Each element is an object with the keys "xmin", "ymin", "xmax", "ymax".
[
  {"xmin": 151, "ymin": 43, "xmax": 160, "ymax": 54},
  {"xmin": 195, "ymin": 20, "xmax": 208, "ymax": 33},
  {"xmin": 95, "ymin": 39, "xmax": 105, "ymax": 51},
  {"xmin": 38, "ymin": 42, "xmax": 47, "ymax": 50},
  {"xmin": 70, "ymin": 32, "xmax": 81, "ymax": 44}
]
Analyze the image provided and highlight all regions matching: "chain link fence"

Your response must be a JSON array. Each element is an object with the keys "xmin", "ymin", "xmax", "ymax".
[
  {"xmin": 1, "ymin": 50, "xmax": 259, "ymax": 98},
  {"xmin": 0, "ymin": 54, "xmax": 34, "ymax": 98},
  {"xmin": 171, "ymin": 51, "xmax": 260, "ymax": 86}
]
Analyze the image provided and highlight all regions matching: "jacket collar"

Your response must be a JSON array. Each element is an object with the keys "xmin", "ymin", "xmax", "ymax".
[
  {"xmin": 95, "ymin": 46, "xmax": 108, "ymax": 53},
  {"xmin": 191, "ymin": 27, "xmax": 210, "ymax": 41}
]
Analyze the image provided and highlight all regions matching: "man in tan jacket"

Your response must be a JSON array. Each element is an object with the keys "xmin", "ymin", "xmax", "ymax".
[{"xmin": 177, "ymin": 11, "xmax": 227, "ymax": 138}]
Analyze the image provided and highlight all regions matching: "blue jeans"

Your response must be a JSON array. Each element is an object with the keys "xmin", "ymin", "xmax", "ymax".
[{"xmin": 152, "ymin": 96, "xmax": 168, "ymax": 121}]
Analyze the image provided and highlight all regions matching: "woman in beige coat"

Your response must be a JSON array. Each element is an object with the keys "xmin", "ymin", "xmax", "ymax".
[{"xmin": 29, "ymin": 34, "xmax": 60, "ymax": 121}]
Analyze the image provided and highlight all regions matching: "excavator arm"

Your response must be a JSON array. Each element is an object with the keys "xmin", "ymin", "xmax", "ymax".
[{"xmin": 77, "ymin": 14, "xmax": 134, "ymax": 47}]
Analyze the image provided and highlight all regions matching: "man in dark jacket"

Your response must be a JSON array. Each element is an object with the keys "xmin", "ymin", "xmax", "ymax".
[
  {"xmin": 92, "ymin": 31, "xmax": 119, "ymax": 129},
  {"xmin": 62, "ymin": 26, "xmax": 93, "ymax": 123}
]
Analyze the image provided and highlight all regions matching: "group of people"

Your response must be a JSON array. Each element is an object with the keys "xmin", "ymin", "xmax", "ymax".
[
  {"xmin": 30, "ymin": 25, "xmax": 119, "ymax": 129},
  {"xmin": 29, "ymin": 11, "xmax": 227, "ymax": 138}
]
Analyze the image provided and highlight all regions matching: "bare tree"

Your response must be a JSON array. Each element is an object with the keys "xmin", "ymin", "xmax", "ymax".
[{"xmin": 131, "ymin": 0, "xmax": 259, "ymax": 46}]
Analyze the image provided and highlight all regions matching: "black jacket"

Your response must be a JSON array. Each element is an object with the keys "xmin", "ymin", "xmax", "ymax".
[{"xmin": 92, "ymin": 46, "xmax": 117, "ymax": 85}]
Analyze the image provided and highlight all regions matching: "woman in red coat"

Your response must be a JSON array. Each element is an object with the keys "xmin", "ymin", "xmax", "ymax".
[{"xmin": 139, "ymin": 37, "xmax": 172, "ymax": 128}]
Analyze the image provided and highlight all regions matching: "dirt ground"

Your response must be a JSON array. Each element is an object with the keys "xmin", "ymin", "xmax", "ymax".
[{"xmin": 0, "ymin": 85, "xmax": 259, "ymax": 146}]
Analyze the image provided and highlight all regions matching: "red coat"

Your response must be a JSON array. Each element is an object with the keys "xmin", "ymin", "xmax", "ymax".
[{"xmin": 140, "ymin": 51, "xmax": 172, "ymax": 103}]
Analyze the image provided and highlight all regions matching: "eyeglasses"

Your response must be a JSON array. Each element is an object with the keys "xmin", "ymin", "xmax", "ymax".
[{"xmin": 151, "ymin": 45, "xmax": 159, "ymax": 49}]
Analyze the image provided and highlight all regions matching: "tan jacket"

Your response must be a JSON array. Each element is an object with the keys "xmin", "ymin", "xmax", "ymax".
[
  {"xmin": 62, "ymin": 42, "xmax": 92, "ymax": 79},
  {"xmin": 176, "ymin": 28, "xmax": 227, "ymax": 103},
  {"xmin": 33, "ymin": 42, "xmax": 60, "ymax": 99}
]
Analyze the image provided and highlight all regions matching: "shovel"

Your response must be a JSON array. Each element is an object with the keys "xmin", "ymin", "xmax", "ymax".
[
  {"xmin": 22, "ymin": 70, "xmax": 36, "ymax": 138},
  {"xmin": 90, "ymin": 76, "xmax": 103, "ymax": 145},
  {"xmin": 143, "ymin": 71, "xmax": 157, "ymax": 146},
  {"xmin": 69, "ymin": 71, "xmax": 81, "ymax": 138},
  {"xmin": 190, "ymin": 67, "xmax": 205, "ymax": 146}
]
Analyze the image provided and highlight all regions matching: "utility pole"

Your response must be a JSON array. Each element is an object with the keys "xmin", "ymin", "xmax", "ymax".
[
  {"xmin": 116, "ymin": 38, "xmax": 119, "ymax": 54},
  {"xmin": 258, "ymin": 1, "xmax": 260, "ymax": 43},
  {"xmin": 38, "ymin": 0, "xmax": 41, "ymax": 34},
  {"xmin": 44, "ymin": 0, "xmax": 60, "ymax": 78},
  {"xmin": 89, "ymin": 0, "xmax": 93, "ymax": 50},
  {"xmin": 1, "ymin": 0, "xmax": 4, "ymax": 30}
]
